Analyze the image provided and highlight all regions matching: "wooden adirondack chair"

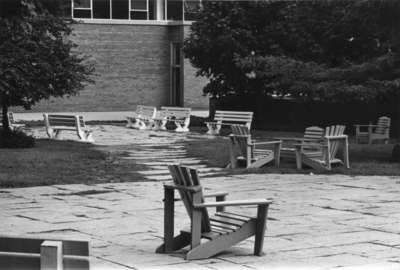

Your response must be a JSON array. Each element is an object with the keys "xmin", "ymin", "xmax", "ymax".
[
  {"xmin": 228, "ymin": 125, "xmax": 281, "ymax": 169},
  {"xmin": 355, "ymin": 116, "xmax": 391, "ymax": 144},
  {"xmin": 277, "ymin": 126, "xmax": 325, "ymax": 161},
  {"xmin": 294, "ymin": 125, "xmax": 350, "ymax": 171},
  {"xmin": 156, "ymin": 165, "xmax": 272, "ymax": 260}
]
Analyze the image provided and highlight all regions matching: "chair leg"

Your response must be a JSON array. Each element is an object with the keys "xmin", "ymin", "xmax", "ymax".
[
  {"xmin": 156, "ymin": 233, "xmax": 191, "ymax": 253},
  {"xmin": 254, "ymin": 204, "xmax": 268, "ymax": 256}
]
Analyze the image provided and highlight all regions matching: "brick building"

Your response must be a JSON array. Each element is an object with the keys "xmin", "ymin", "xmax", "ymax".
[{"xmin": 29, "ymin": 0, "xmax": 208, "ymax": 112}]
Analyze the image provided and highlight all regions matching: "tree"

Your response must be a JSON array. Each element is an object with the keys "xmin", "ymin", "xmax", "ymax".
[
  {"xmin": 0, "ymin": 0, "xmax": 94, "ymax": 132},
  {"xmin": 184, "ymin": 0, "xmax": 400, "ymax": 103}
]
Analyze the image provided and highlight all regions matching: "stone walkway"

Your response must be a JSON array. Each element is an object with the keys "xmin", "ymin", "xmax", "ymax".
[{"xmin": 2, "ymin": 125, "xmax": 400, "ymax": 269}]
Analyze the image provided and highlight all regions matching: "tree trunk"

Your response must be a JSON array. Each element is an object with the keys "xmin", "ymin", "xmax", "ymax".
[
  {"xmin": 2, "ymin": 103, "xmax": 10, "ymax": 133},
  {"xmin": 395, "ymin": 93, "xmax": 400, "ymax": 139}
]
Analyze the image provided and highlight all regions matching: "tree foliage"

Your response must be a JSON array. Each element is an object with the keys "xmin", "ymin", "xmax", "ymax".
[
  {"xmin": 0, "ymin": 0, "xmax": 94, "ymax": 131},
  {"xmin": 184, "ymin": 0, "xmax": 400, "ymax": 103}
]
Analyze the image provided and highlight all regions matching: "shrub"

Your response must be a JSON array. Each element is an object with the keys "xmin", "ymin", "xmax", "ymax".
[{"xmin": 0, "ymin": 129, "xmax": 35, "ymax": 148}]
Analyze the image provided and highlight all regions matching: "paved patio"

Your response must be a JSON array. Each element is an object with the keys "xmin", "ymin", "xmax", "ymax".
[{"xmin": 1, "ymin": 125, "xmax": 400, "ymax": 269}]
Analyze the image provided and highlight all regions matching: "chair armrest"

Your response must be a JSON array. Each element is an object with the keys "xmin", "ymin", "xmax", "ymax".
[
  {"xmin": 252, "ymin": 140, "xmax": 281, "ymax": 146},
  {"xmin": 354, "ymin": 124, "xmax": 377, "ymax": 127},
  {"xmin": 275, "ymin": 137, "xmax": 304, "ymax": 142},
  {"xmin": 164, "ymin": 184, "xmax": 202, "ymax": 193},
  {"xmin": 294, "ymin": 143, "xmax": 327, "ymax": 148},
  {"xmin": 205, "ymin": 121, "xmax": 217, "ymax": 125},
  {"xmin": 193, "ymin": 198, "xmax": 272, "ymax": 208},
  {"xmin": 229, "ymin": 134, "xmax": 249, "ymax": 138},
  {"xmin": 203, "ymin": 191, "xmax": 229, "ymax": 198},
  {"xmin": 325, "ymin": 135, "xmax": 348, "ymax": 140}
]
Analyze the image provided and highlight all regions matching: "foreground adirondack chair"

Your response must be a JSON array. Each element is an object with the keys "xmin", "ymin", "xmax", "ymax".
[
  {"xmin": 228, "ymin": 125, "xmax": 281, "ymax": 168},
  {"xmin": 355, "ymin": 116, "xmax": 391, "ymax": 144},
  {"xmin": 294, "ymin": 125, "xmax": 350, "ymax": 171},
  {"xmin": 156, "ymin": 165, "xmax": 272, "ymax": 260},
  {"xmin": 277, "ymin": 126, "xmax": 325, "ymax": 161}
]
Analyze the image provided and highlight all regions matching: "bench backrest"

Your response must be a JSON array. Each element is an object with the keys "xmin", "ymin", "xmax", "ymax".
[
  {"xmin": 45, "ymin": 114, "xmax": 86, "ymax": 128},
  {"xmin": 159, "ymin": 106, "xmax": 191, "ymax": 119},
  {"xmin": 136, "ymin": 105, "xmax": 156, "ymax": 118},
  {"xmin": 0, "ymin": 112, "xmax": 16, "ymax": 126},
  {"xmin": 214, "ymin": 110, "xmax": 253, "ymax": 129},
  {"xmin": 0, "ymin": 235, "xmax": 89, "ymax": 270},
  {"xmin": 375, "ymin": 116, "xmax": 390, "ymax": 135}
]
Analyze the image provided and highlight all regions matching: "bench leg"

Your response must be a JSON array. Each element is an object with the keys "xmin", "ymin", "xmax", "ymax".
[
  {"xmin": 77, "ymin": 129, "xmax": 94, "ymax": 142},
  {"xmin": 153, "ymin": 120, "xmax": 167, "ymax": 131},
  {"xmin": 206, "ymin": 123, "xmax": 220, "ymax": 135},
  {"xmin": 127, "ymin": 117, "xmax": 141, "ymax": 129},
  {"xmin": 137, "ymin": 119, "xmax": 147, "ymax": 130},
  {"xmin": 175, "ymin": 121, "xmax": 190, "ymax": 132}
]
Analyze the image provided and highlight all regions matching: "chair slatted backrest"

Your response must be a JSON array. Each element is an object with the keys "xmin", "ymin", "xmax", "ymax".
[
  {"xmin": 231, "ymin": 125, "xmax": 251, "ymax": 157},
  {"xmin": 137, "ymin": 105, "xmax": 156, "ymax": 118},
  {"xmin": 302, "ymin": 126, "xmax": 324, "ymax": 152},
  {"xmin": 47, "ymin": 115, "xmax": 85, "ymax": 128},
  {"xmin": 325, "ymin": 125, "xmax": 346, "ymax": 158},
  {"xmin": 168, "ymin": 165, "xmax": 211, "ymax": 233},
  {"xmin": 160, "ymin": 107, "xmax": 191, "ymax": 120},
  {"xmin": 375, "ymin": 116, "xmax": 390, "ymax": 135},
  {"xmin": 214, "ymin": 111, "xmax": 253, "ymax": 128}
]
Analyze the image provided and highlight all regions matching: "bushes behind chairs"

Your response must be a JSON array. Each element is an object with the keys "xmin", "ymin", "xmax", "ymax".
[{"xmin": 0, "ymin": 129, "xmax": 35, "ymax": 148}]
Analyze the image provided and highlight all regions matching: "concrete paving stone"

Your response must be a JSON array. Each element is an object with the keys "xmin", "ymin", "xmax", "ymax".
[{"xmin": 2, "ymin": 125, "xmax": 400, "ymax": 269}]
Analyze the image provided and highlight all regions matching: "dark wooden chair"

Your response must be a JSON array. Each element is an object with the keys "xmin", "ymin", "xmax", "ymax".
[
  {"xmin": 228, "ymin": 125, "xmax": 281, "ymax": 168},
  {"xmin": 156, "ymin": 165, "xmax": 272, "ymax": 260},
  {"xmin": 0, "ymin": 235, "xmax": 90, "ymax": 270}
]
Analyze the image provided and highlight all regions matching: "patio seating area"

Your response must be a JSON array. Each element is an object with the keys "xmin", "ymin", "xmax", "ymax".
[{"xmin": 1, "ymin": 114, "xmax": 399, "ymax": 269}]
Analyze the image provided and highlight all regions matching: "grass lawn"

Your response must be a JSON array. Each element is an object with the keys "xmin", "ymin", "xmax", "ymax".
[
  {"xmin": 0, "ymin": 139, "xmax": 145, "ymax": 188},
  {"xmin": 185, "ymin": 129, "xmax": 400, "ymax": 176}
]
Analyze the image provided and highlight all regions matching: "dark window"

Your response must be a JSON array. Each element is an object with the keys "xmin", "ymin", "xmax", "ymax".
[
  {"xmin": 112, "ymin": 0, "xmax": 129, "ymax": 19},
  {"xmin": 131, "ymin": 0, "xmax": 147, "ymax": 10},
  {"xmin": 131, "ymin": 11, "xmax": 147, "ymax": 19},
  {"xmin": 74, "ymin": 0, "xmax": 90, "ymax": 8},
  {"xmin": 73, "ymin": 9, "xmax": 91, "ymax": 18},
  {"xmin": 167, "ymin": 0, "xmax": 182, "ymax": 20},
  {"xmin": 93, "ymin": 0, "xmax": 110, "ymax": 18}
]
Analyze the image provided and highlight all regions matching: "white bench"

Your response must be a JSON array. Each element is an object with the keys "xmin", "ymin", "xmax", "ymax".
[
  {"xmin": 205, "ymin": 110, "xmax": 254, "ymax": 135},
  {"xmin": 43, "ymin": 114, "xmax": 94, "ymax": 142},
  {"xmin": 152, "ymin": 106, "xmax": 191, "ymax": 132},
  {"xmin": 0, "ymin": 235, "xmax": 90, "ymax": 270},
  {"xmin": 0, "ymin": 112, "xmax": 25, "ymax": 131},
  {"xmin": 126, "ymin": 105, "xmax": 157, "ymax": 130}
]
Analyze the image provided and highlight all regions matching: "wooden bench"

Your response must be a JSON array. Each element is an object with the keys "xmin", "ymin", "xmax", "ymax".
[
  {"xmin": 205, "ymin": 110, "xmax": 254, "ymax": 135},
  {"xmin": 152, "ymin": 106, "xmax": 191, "ymax": 132},
  {"xmin": 126, "ymin": 105, "xmax": 157, "ymax": 130},
  {"xmin": 0, "ymin": 235, "xmax": 90, "ymax": 270},
  {"xmin": 43, "ymin": 114, "xmax": 94, "ymax": 142},
  {"xmin": 0, "ymin": 112, "xmax": 25, "ymax": 131}
]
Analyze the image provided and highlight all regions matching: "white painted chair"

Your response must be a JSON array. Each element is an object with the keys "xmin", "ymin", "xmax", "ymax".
[{"xmin": 355, "ymin": 116, "xmax": 391, "ymax": 144}]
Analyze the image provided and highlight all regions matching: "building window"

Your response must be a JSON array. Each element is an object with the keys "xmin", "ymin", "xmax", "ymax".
[
  {"xmin": 171, "ymin": 42, "xmax": 183, "ymax": 106},
  {"xmin": 71, "ymin": 0, "xmax": 201, "ymax": 21},
  {"xmin": 130, "ymin": 0, "xmax": 149, "ymax": 20}
]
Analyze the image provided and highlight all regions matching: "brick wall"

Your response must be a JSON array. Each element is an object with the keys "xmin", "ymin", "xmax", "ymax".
[{"xmin": 14, "ymin": 23, "xmax": 208, "ymax": 112}]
